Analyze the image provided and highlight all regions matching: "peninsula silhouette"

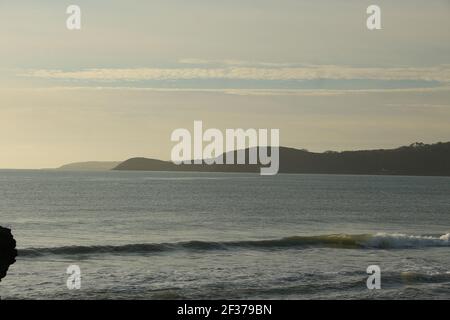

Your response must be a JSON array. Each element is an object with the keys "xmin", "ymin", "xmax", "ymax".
[{"xmin": 113, "ymin": 142, "xmax": 450, "ymax": 176}]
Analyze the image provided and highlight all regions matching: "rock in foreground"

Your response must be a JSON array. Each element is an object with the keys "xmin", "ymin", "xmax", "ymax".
[{"xmin": 0, "ymin": 226, "xmax": 17, "ymax": 282}]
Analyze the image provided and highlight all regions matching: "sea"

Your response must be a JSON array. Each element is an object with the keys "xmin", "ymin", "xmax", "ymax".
[{"xmin": 0, "ymin": 170, "xmax": 449, "ymax": 299}]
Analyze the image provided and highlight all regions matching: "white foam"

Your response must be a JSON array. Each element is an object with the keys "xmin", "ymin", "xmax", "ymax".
[
  {"xmin": 366, "ymin": 232, "xmax": 450, "ymax": 248},
  {"xmin": 439, "ymin": 233, "xmax": 450, "ymax": 241}
]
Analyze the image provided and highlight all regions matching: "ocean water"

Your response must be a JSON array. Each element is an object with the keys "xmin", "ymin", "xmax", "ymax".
[{"xmin": 0, "ymin": 170, "xmax": 449, "ymax": 300}]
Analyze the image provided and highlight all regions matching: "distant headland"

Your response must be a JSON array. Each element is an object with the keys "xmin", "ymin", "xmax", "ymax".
[
  {"xmin": 56, "ymin": 142, "xmax": 450, "ymax": 176},
  {"xmin": 56, "ymin": 161, "xmax": 122, "ymax": 171}
]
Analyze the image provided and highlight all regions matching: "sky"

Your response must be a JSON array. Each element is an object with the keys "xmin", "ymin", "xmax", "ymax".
[{"xmin": 0, "ymin": 0, "xmax": 449, "ymax": 168}]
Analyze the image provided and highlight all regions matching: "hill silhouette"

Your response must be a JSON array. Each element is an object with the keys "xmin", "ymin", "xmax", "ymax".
[
  {"xmin": 57, "ymin": 161, "xmax": 122, "ymax": 171},
  {"xmin": 113, "ymin": 142, "xmax": 450, "ymax": 176}
]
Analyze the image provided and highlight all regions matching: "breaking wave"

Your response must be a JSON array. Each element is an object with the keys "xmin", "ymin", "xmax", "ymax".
[{"xmin": 19, "ymin": 233, "xmax": 450, "ymax": 257}]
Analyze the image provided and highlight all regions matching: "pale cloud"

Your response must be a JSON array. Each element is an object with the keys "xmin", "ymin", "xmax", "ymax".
[
  {"xmin": 178, "ymin": 58, "xmax": 296, "ymax": 67},
  {"xmin": 4, "ymin": 85, "xmax": 449, "ymax": 97},
  {"xmin": 21, "ymin": 64, "xmax": 450, "ymax": 82},
  {"xmin": 221, "ymin": 86, "xmax": 450, "ymax": 97}
]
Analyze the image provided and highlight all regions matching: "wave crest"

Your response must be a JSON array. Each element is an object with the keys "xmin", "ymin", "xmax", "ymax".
[{"xmin": 18, "ymin": 232, "xmax": 450, "ymax": 257}]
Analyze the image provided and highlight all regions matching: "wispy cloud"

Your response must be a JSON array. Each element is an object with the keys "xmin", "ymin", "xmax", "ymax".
[
  {"xmin": 177, "ymin": 58, "xmax": 297, "ymax": 68},
  {"xmin": 4, "ymin": 86, "xmax": 449, "ymax": 97},
  {"xmin": 21, "ymin": 64, "xmax": 450, "ymax": 82}
]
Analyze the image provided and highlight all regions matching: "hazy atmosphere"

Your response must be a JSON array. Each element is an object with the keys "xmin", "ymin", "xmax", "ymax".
[
  {"xmin": 1, "ymin": 0, "xmax": 450, "ymax": 303},
  {"xmin": 1, "ymin": 0, "xmax": 449, "ymax": 168}
]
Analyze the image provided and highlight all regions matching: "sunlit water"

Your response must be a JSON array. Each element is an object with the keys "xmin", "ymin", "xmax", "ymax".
[{"xmin": 0, "ymin": 170, "xmax": 449, "ymax": 299}]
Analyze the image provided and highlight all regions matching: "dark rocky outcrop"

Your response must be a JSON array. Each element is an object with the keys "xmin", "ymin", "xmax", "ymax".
[{"xmin": 0, "ymin": 227, "xmax": 17, "ymax": 282}]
